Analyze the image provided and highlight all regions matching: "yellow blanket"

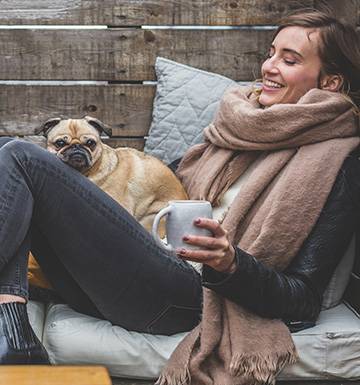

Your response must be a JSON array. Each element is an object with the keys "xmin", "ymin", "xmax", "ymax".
[{"xmin": 28, "ymin": 253, "xmax": 52, "ymax": 289}]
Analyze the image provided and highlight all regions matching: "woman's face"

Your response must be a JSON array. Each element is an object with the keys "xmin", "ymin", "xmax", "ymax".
[{"xmin": 259, "ymin": 26, "xmax": 323, "ymax": 107}]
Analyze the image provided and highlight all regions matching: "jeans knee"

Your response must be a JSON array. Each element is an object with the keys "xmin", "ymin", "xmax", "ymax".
[
  {"xmin": 0, "ymin": 137, "xmax": 15, "ymax": 149},
  {"xmin": 0, "ymin": 140, "xmax": 44, "ymax": 177},
  {"xmin": 0, "ymin": 139, "xmax": 41, "ymax": 164}
]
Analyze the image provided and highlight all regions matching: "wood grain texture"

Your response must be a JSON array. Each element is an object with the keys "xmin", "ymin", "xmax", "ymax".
[
  {"xmin": 0, "ymin": 84, "xmax": 155, "ymax": 136},
  {"xmin": 102, "ymin": 137, "xmax": 145, "ymax": 150},
  {"xmin": 0, "ymin": 366, "xmax": 111, "ymax": 385},
  {"xmin": 0, "ymin": 29, "xmax": 272, "ymax": 81},
  {"xmin": 0, "ymin": 0, "xmax": 316, "ymax": 26}
]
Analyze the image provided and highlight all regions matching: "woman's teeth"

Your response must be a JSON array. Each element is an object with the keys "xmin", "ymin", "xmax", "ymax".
[{"xmin": 264, "ymin": 80, "xmax": 284, "ymax": 88}]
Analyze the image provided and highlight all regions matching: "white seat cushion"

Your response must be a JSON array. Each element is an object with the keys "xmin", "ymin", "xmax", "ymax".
[
  {"xmin": 27, "ymin": 300, "xmax": 46, "ymax": 342},
  {"xmin": 279, "ymin": 303, "xmax": 360, "ymax": 380},
  {"xmin": 42, "ymin": 303, "xmax": 187, "ymax": 378},
  {"xmin": 42, "ymin": 302, "xmax": 360, "ymax": 381}
]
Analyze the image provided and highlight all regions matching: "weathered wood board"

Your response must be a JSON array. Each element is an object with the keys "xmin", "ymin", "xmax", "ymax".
[
  {"xmin": 0, "ymin": 29, "xmax": 272, "ymax": 81},
  {"xmin": 0, "ymin": 0, "xmax": 356, "ymax": 26},
  {"xmin": 0, "ymin": 84, "xmax": 155, "ymax": 136},
  {"xmin": 103, "ymin": 137, "xmax": 145, "ymax": 150},
  {"xmin": 0, "ymin": 0, "xmax": 317, "ymax": 26}
]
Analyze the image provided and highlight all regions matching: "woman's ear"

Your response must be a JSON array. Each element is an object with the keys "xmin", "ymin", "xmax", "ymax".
[{"xmin": 320, "ymin": 74, "xmax": 344, "ymax": 92}]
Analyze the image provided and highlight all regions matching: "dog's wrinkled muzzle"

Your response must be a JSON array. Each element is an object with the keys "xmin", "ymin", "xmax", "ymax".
[{"xmin": 61, "ymin": 145, "xmax": 92, "ymax": 172}]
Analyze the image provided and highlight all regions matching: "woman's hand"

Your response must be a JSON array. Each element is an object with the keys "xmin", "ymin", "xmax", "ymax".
[{"xmin": 176, "ymin": 218, "xmax": 237, "ymax": 273}]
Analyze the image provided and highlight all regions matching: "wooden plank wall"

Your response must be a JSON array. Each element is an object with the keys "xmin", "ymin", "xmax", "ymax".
[{"xmin": 0, "ymin": 0, "xmax": 358, "ymax": 139}]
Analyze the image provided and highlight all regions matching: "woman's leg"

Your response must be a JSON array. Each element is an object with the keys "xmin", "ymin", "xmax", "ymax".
[
  {"xmin": 0, "ymin": 232, "xmax": 29, "ymax": 300},
  {"xmin": 0, "ymin": 137, "xmax": 49, "ymax": 364},
  {"xmin": 30, "ymin": 224, "xmax": 104, "ymax": 319},
  {"xmin": 0, "ymin": 137, "xmax": 27, "ymax": 304},
  {"xmin": 0, "ymin": 139, "xmax": 202, "ymax": 335}
]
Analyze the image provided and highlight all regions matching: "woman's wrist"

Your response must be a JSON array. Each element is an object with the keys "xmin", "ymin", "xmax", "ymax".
[
  {"xmin": 220, "ymin": 246, "xmax": 237, "ymax": 273},
  {"xmin": 202, "ymin": 246, "xmax": 238, "ymax": 287}
]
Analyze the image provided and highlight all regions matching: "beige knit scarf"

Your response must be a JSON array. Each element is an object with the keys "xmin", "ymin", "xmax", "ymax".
[{"xmin": 157, "ymin": 86, "xmax": 359, "ymax": 385}]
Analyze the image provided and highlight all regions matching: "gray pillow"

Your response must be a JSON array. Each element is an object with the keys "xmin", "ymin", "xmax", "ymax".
[
  {"xmin": 145, "ymin": 57, "xmax": 354, "ymax": 310},
  {"xmin": 144, "ymin": 57, "xmax": 237, "ymax": 165}
]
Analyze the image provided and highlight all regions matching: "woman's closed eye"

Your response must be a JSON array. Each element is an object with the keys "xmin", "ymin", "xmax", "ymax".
[
  {"xmin": 284, "ymin": 58, "xmax": 297, "ymax": 65},
  {"xmin": 265, "ymin": 52, "xmax": 296, "ymax": 66}
]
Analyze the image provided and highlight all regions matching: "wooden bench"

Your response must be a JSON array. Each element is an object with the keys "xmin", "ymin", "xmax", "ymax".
[{"xmin": 0, "ymin": 1, "xmax": 359, "ymax": 384}]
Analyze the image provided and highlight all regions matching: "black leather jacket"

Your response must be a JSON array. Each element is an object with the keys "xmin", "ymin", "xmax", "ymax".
[{"xmin": 170, "ymin": 149, "xmax": 360, "ymax": 332}]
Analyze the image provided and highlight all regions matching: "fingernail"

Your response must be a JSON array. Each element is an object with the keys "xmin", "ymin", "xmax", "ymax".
[
  {"xmin": 178, "ymin": 248, "xmax": 186, "ymax": 255},
  {"xmin": 194, "ymin": 218, "xmax": 201, "ymax": 225},
  {"xmin": 183, "ymin": 235, "xmax": 189, "ymax": 242}
]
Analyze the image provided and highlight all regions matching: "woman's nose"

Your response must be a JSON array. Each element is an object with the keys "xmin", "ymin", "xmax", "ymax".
[{"xmin": 262, "ymin": 56, "xmax": 279, "ymax": 74}]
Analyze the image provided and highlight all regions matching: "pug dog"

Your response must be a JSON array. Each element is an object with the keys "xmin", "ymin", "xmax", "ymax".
[{"xmin": 37, "ymin": 116, "xmax": 188, "ymax": 235}]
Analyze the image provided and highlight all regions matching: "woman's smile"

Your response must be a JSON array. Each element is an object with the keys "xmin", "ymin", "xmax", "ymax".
[{"xmin": 262, "ymin": 79, "xmax": 285, "ymax": 91}]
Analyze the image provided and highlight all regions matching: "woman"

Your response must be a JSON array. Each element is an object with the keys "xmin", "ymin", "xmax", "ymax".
[{"xmin": 0, "ymin": 9, "xmax": 359, "ymax": 383}]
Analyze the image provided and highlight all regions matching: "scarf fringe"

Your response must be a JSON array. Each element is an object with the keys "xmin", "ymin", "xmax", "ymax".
[
  {"xmin": 155, "ymin": 366, "xmax": 191, "ymax": 385},
  {"xmin": 229, "ymin": 348, "xmax": 299, "ymax": 384},
  {"xmin": 155, "ymin": 349, "xmax": 298, "ymax": 385}
]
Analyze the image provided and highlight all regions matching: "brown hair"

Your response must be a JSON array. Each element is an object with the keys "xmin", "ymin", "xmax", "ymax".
[{"xmin": 273, "ymin": 10, "xmax": 360, "ymax": 109}]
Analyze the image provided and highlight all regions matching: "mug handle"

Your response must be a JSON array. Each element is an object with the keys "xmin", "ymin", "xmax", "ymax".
[{"xmin": 152, "ymin": 206, "xmax": 173, "ymax": 251}]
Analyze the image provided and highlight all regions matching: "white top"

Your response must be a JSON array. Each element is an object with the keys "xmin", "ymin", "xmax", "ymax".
[{"xmin": 212, "ymin": 154, "xmax": 266, "ymax": 222}]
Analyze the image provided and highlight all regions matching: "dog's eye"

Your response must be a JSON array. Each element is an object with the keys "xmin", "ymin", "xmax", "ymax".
[
  {"xmin": 55, "ymin": 139, "xmax": 66, "ymax": 148},
  {"xmin": 86, "ymin": 139, "xmax": 96, "ymax": 147}
]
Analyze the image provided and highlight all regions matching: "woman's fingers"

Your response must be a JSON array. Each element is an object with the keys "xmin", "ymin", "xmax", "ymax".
[
  {"xmin": 182, "ymin": 234, "xmax": 228, "ymax": 250},
  {"xmin": 177, "ymin": 217, "xmax": 236, "ymax": 273},
  {"xmin": 177, "ymin": 248, "xmax": 216, "ymax": 263},
  {"xmin": 177, "ymin": 246, "xmax": 236, "ymax": 272},
  {"xmin": 194, "ymin": 218, "xmax": 227, "ymax": 237}
]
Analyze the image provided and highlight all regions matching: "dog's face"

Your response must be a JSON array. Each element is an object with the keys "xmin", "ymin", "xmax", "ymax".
[{"xmin": 40, "ymin": 117, "xmax": 111, "ymax": 173}]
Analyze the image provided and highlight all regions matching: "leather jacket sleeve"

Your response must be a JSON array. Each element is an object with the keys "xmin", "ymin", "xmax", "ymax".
[{"xmin": 202, "ymin": 150, "xmax": 360, "ymax": 328}]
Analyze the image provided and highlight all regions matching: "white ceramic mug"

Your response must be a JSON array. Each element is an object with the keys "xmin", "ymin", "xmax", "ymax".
[{"xmin": 152, "ymin": 200, "xmax": 213, "ymax": 273}]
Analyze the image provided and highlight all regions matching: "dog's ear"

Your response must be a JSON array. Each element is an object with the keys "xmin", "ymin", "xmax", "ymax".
[
  {"xmin": 35, "ymin": 118, "xmax": 61, "ymax": 136},
  {"xmin": 84, "ymin": 116, "xmax": 112, "ymax": 137}
]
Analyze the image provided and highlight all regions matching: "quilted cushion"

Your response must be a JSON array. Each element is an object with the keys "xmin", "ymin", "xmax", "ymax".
[
  {"xmin": 43, "ymin": 303, "xmax": 360, "ymax": 381},
  {"xmin": 144, "ymin": 57, "xmax": 237, "ymax": 165}
]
